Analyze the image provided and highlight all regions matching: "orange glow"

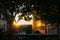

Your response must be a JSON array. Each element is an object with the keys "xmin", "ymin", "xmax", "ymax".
[
  {"xmin": 13, "ymin": 21, "xmax": 20, "ymax": 29},
  {"xmin": 13, "ymin": 21, "xmax": 19, "ymax": 26},
  {"xmin": 13, "ymin": 13, "xmax": 33, "ymax": 29},
  {"xmin": 36, "ymin": 20, "xmax": 41, "ymax": 27},
  {"xmin": 32, "ymin": 20, "xmax": 46, "ymax": 34}
]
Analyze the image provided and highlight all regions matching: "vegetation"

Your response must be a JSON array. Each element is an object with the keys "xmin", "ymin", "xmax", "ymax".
[{"xmin": 0, "ymin": 0, "xmax": 60, "ymax": 37}]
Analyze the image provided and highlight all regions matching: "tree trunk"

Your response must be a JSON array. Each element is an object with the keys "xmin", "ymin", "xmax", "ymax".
[{"xmin": 57, "ymin": 23, "xmax": 59, "ymax": 35}]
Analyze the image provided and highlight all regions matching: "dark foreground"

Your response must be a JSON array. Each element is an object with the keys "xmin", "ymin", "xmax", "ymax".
[{"xmin": 0, "ymin": 34, "xmax": 60, "ymax": 40}]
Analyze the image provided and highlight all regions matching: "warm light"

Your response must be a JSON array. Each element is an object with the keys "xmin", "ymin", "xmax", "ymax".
[
  {"xmin": 13, "ymin": 21, "xmax": 20, "ymax": 29},
  {"xmin": 17, "ymin": 18, "xmax": 33, "ymax": 25},
  {"xmin": 38, "ymin": 23, "xmax": 41, "ymax": 26},
  {"xmin": 14, "ymin": 13, "xmax": 33, "ymax": 25},
  {"xmin": 13, "ymin": 21, "xmax": 19, "ymax": 26},
  {"xmin": 13, "ymin": 21, "xmax": 15, "ymax": 25},
  {"xmin": 13, "ymin": 13, "xmax": 33, "ymax": 29},
  {"xmin": 15, "ymin": 13, "xmax": 22, "ymax": 22},
  {"xmin": 36, "ymin": 20, "xmax": 41, "ymax": 27}
]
